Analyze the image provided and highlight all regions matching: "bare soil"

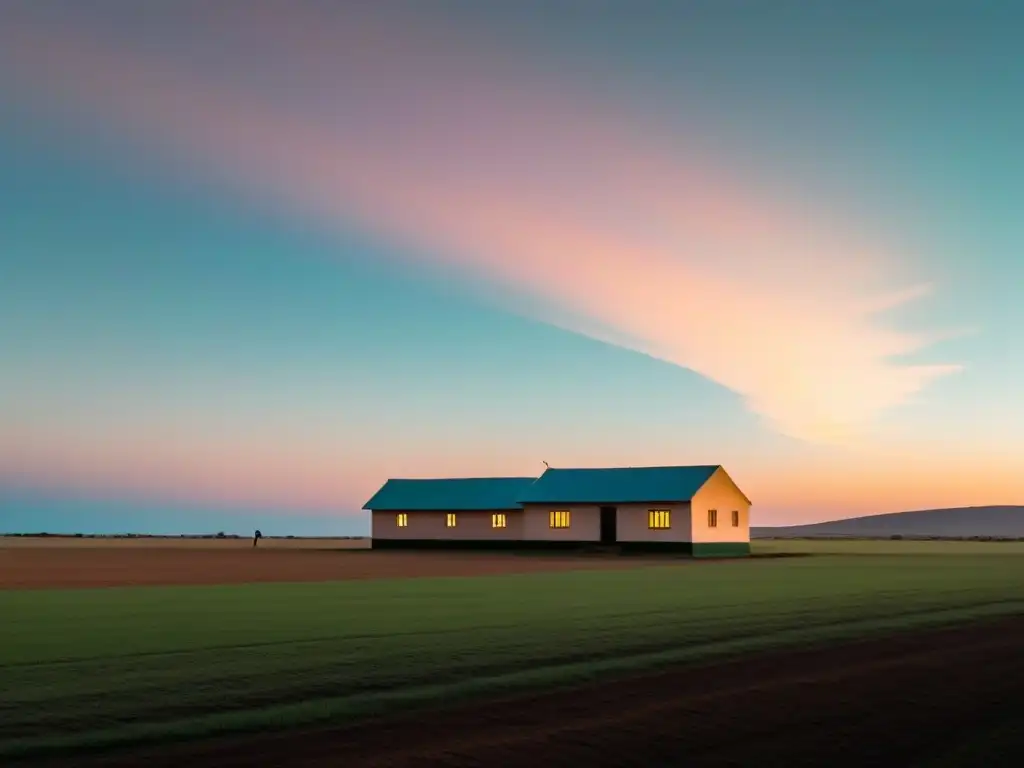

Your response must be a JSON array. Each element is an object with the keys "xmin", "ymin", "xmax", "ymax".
[
  {"xmin": 0, "ymin": 543, "xmax": 667, "ymax": 589},
  {"xmin": 22, "ymin": 615, "xmax": 1024, "ymax": 767}
]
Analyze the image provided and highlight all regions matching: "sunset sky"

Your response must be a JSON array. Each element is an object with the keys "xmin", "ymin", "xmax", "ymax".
[{"xmin": 2, "ymin": 0, "xmax": 1022, "ymax": 534}]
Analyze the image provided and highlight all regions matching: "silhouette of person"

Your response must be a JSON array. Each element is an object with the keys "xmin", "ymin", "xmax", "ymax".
[{"xmin": 253, "ymin": 529, "xmax": 262, "ymax": 548}]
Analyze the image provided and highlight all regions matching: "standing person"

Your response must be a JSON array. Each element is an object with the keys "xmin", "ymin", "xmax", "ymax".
[{"xmin": 253, "ymin": 529, "xmax": 262, "ymax": 548}]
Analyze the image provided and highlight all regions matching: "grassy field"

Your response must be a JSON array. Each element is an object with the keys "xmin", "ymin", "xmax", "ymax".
[
  {"xmin": 3, "ymin": 539, "xmax": 1024, "ymax": 759},
  {"xmin": 753, "ymin": 537, "xmax": 1024, "ymax": 555}
]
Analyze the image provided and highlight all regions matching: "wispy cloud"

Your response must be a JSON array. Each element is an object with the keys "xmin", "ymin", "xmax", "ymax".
[{"xmin": 0, "ymin": 2, "xmax": 961, "ymax": 443}]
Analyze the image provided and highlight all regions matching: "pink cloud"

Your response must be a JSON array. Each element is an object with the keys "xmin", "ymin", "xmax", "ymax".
[{"xmin": 0, "ymin": 3, "xmax": 961, "ymax": 444}]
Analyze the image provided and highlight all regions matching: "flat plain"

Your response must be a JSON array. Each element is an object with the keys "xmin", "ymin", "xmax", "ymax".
[{"xmin": 3, "ymin": 537, "xmax": 1024, "ymax": 766}]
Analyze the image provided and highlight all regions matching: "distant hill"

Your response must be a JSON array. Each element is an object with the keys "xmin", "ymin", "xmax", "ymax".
[{"xmin": 753, "ymin": 506, "xmax": 1024, "ymax": 539}]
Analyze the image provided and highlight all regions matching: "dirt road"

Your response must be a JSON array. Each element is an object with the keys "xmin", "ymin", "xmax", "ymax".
[{"xmin": 27, "ymin": 615, "xmax": 1024, "ymax": 767}]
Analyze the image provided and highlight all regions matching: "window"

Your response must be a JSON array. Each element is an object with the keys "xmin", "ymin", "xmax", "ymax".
[
  {"xmin": 446, "ymin": 513, "xmax": 457, "ymax": 528},
  {"xmin": 648, "ymin": 509, "xmax": 671, "ymax": 529},
  {"xmin": 731, "ymin": 510, "xmax": 740, "ymax": 527},
  {"xmin": 492, "ymin": 513, "xmax": 507, "ymax": 529},
  {"xmin": 549, "ymin": 510, "xmax": 571, "ymax": 529},
  {"xmin": 396, "ymin": 513, "xmax": 408, "ymax": 528},
  {"xmin": 708, "ymin": 509, "xmax": 718, "ymax": 528}
]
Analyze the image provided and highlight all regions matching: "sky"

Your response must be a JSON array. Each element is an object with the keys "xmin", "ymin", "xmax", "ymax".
[{"xmin": 1, "ymin": 0, "xmax": 1022, "ymax": 534}]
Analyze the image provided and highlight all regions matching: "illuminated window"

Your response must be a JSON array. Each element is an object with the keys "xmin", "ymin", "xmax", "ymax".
[
  {"xmin": 492, "ymin": 513, "xmax": 507, "ymax": 529},
  {"xmin": 396, "ymin": 513, "xmax": 408, "ymax": 528},
  {"xmin": 446, "ymin": 513, "xmax": 457, "ymax": 528},
  {"xmin": 549, "ymin": 510, "xmax": 571, "ymax": 529},
  {"xmin": 731, "ymin": 510, "xmax": 740, "ymax": 527},
  {"xmin": 648, "ymin": 509, "xmax": 671, "ymax": 529},
  {"xmin": 708, "ymin": 509, "xmax": 718, "ymax": 528}
]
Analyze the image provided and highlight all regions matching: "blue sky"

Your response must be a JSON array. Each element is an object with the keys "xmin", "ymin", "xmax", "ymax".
[{"xmin": 1, "ymin": 1, "xmax": 1022, "ymax": 533}]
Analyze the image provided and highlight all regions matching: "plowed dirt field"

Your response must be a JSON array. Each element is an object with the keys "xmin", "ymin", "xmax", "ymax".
[{"xmin": 0, "ymin": 545, "xmax": 670, "ymax": 589}]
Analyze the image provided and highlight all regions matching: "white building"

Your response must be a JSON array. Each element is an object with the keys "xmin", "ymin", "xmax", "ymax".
[{"xmin": 365, "ymin": 465, "xmax": 750, "ymax": 557}]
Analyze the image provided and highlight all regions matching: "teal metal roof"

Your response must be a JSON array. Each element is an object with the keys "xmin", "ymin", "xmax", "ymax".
[
  {"xmin": 363, "ymin": 477, "xmax": 537, "ymax": 511},
  {"xmin": 517, "ymin": 465, "xmax": 720, "ymax": 505}
]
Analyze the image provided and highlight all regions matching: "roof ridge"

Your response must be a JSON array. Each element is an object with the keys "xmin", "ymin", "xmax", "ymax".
[
  {"xmin": 385, "ymin": 476, "xmax": 538, "ymax": 481},
  {"xmin": 542, "ymin": 464, "xmax": 721, "ymax": 471}
]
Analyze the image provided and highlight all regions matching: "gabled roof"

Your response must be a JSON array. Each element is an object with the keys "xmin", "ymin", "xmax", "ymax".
[
  {"xmin": 517, "ymin": 465, "xmax": 721, "ymax": 505},
  {"xmin": 363, "ymin": 477, "xmax": 537, "ymax": 511}
]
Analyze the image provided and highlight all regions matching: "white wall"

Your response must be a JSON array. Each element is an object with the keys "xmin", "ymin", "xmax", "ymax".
[
  {"xmin": 521, "ymin": 505, "xmax": 600, "ymax": 541},
  {"xmin": 689, "ymin": 468, "xmax": 751, "ymax": 543},
  {"xmin": 521, "ymin": 503, "xmax": 693, "ymax": 542},
  {"xmin": 615, "ymin": 502, "xmax": 692, "ymax": 542},
  {"xmin": 371, "ymin": 510, "xmax": 524, "ymax": 540}
]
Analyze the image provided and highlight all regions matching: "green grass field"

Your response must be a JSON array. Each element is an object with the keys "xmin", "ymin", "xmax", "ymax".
[
  {"xmin": 3, "ymin": 539, "xmax": 1024, "ymax": 759},
  {"xmin": 754, "ymin": 538, "xmax": 1024, "ymax": 555}
]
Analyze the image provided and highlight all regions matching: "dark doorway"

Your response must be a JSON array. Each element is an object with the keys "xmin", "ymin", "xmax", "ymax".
[{"xmin": 599, "ymin": 506, "xmax": 617, "ymax": 544}]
